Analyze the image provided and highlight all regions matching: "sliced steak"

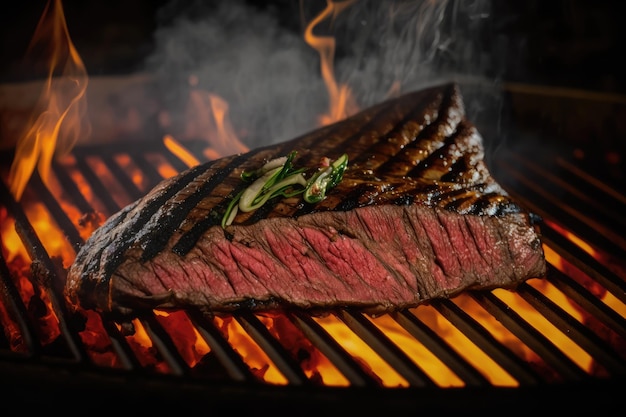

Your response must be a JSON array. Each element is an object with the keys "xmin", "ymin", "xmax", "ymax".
[{"xmin": 64, "ymin": 83, "xmax": 547, "ymax": 319}]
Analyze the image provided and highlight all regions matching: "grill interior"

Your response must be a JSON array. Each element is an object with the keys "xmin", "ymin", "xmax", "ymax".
[{"xmin": 0, "ymin": 81, "xmax": 625, "ymax": 413}]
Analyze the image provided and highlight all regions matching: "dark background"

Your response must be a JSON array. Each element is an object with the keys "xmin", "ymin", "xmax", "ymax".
[{"xmin": 0, "ymin": 0, "xmax": 624, "ymax": 94}]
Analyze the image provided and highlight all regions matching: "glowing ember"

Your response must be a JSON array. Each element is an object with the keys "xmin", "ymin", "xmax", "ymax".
[
  {"xmin": 78, "ymin": 310, "xmax": 122, "ymax": 368},
  {"xmin": 146, "ymin": 153, "xmax": 180, "ymax": 180},
  {"xmin": 154, "ymin": 310, "xmax": 211, "ymax": 367},
  {"xmin": 8, "ymin": 0, "xmax": 89, "ymax": 201},
  {"xmin": 213, "ymin": 315, "xmax": 286, "ymax": 384},
  {"xmin": 544, "ymin": 219, "xmax": 596, "ymax": 258},
  {"xmin": 122, "ymin": 318, "xmax": 170, "ymax": 374},
  {"xmin": 163, "ymin": 134, "xmax": 200, "ymax": 168},
  {"xmin": 114, "ymin": 154, "xmax": 149, "ymax": 192},
  {"xmin": 0, "ymin": 210, "xmax": 61, "ymax": 348},
  {"xmin": 257, "ymin": 313, "xmax": 349, "ymax": 386}
]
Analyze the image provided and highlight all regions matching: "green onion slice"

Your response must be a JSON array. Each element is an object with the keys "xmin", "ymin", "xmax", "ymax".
[{"xmin": 221, "ymin": 151, "xmax": 348, "ymax": 227}]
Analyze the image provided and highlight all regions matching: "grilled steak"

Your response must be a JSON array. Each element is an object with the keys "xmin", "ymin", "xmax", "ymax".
[{"xmin": 65, "ymin": 83, "xmax": 546, "ymax": 319}]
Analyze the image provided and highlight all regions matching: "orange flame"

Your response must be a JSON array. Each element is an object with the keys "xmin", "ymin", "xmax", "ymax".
[
  {"xmin": 544, "ymin": 219, "xmax": 597, "ymax": 258},
  {"xmin": 1, "ymin": 0, "xmax": 616, "ymax": 387},
  {"xmin": 183, "ymin": 75, "xmax": 249, "ymax": 159},
  {"xmin": 304, "ymin": 0, "xmax": 359, "ymax": 125},
  {"xmin": 163, "ymin": 134, "xmax": 201, "ymax": 168},
  {"xmin": 8, "ymin": 0, "xmax": 90, "ymax": 201}
]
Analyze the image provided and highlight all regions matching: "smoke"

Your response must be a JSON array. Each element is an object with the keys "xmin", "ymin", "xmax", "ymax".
[{"xmin": 143, "ymin": 0, "xmax": 498, "ymax": 149}]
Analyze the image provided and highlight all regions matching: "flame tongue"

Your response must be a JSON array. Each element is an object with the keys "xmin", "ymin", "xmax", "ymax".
[
  {"xmin": 304, "ymin": 0, "xmax": 359, "ymax": 126},
  {"xmin": 9, "ymin": 0, "xmax": 90, "ymax": 201},
  {"xmin": 185, "ymin": 84, "xmax": 249, "ymax": 157}
]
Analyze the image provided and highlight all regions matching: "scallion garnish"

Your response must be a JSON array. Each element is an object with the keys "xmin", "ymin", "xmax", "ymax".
[{"xmin": 221, "ymin": 151, "xmax": 348, "ymax": 227}]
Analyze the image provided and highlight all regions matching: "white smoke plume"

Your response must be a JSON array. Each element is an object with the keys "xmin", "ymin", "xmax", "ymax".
[{"xmin": 144, "ymin": 0, "xmax": 497, "ymax": 149}]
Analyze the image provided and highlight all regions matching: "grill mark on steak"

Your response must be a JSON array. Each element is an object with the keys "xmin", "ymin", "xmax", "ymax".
[
  {"xmin": 474, "ymin": 193, "xmax": 520, "ymax": 215},
  {"xmin": 69, "ymin": 163, "xmax": 213, "ymax": 307},
  {"xmin": 171, "ymin": 194, "xmax": 233, "ymax": 255},
  {"xmin": 139, "ymin": 151, "xmax": 264, "ymax": 261},
  {"xmin": 231, "ymin": 85, "xmax": 456, "ymax": 222},
  {"xmin": 375, "ymin": 84, "xmax": 461, "ymax": 177},
  {"xmin": 408, "ymin": 120, "xmax": 477, "ymax": 180},
  {"xmin": 65, "ymin": 82, "xmax": 547, "ymax": 319},
  {"xmin": 243, "ymin": 93, "xmax": 430, "ymax": 221},
  {"xmin": 292, "ymin": 89, "xmax": 462, "ymax": 218},
  {"xmin": 348, "ymin": 96, "xmax": 439, "ymax": 169},
  {"xmin": 170, "ymin": 142, "xmax": 302, "ymax": 255},
  {"xmin": 331, "ymin": 184, "xmax": 374, "ymax": 212}
]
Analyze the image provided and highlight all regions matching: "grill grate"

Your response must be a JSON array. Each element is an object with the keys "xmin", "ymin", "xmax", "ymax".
[{"xmin": 1, "ymin": 122, "xmax": 625, "ymax": 411}]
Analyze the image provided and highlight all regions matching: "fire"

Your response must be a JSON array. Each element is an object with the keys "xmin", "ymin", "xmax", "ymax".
[
  {"xmin": 154, "ymin": 310, "xmax": 211, "ymax": 368},
  {"xmin": 184, "ymin": 75, "xmax": 249, "ymax": 158},
  {"xmin": 257, "ymin": 313, "xmax": 349, "ymax": 386},
  {"xmin": 2, "ymin": 0, "xmax": 622, "ymax": 389},
  {"xmin": 163, "ymin": 134, "xmax": 201, "ymax": 168},
  {"xmin": 304, "ymin": 0, "xmax": 359, "ymax": 125},
  {"xmin": 0, "ymin": 0, "xmax": 111, "ymax": 363},
  {"xmin": 369, "ymin": 313, "xmax": 464, "ymax": 386},
  {"xmin": 544, "ymin": 219, "xmax": 596, "ymax": 258},
  {"xmin": 0, "ymin": 209, "xmax": 27, "ymax": 264},
  {"xmin": 163, "ymin": 80, "xmax": 252, "ymax": 169},
  {"xmin": 543, "ymin": 219, "xmax": 626, "ymax": 321},
  {"xmin": 8, "ymin": 0, "xmax": 89, "ymax": 201}
]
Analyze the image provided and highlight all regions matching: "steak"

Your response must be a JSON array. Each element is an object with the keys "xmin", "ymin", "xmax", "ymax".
[{"xmin": 64, "ymin": 83, "xmax": 547, "ymax": 319}]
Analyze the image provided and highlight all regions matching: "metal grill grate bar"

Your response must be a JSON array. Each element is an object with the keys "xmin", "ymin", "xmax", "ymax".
[
  {"xmin": 516, "ymin": 282, "xmax": 626, "ymax": 375},
  {"xmin": 235, "ymin": 312, "xmax": 312, "ymax": 385},
  {"xmin": 470, "ymin": 290, "xmax": 588, "ymax": 381},
  {"xmin": 391, "ymin": 310, "xmax": 491, "ymax": 386},
  {"xmin": 336, "ymin": 309, "xmax": 437, "ymax": 387},
  {"xmin": 545, "ymin": 265, "xmax": 626, "ymax": 340},
  {"xmin": 1, "ymin": 134, "xmax": 625, "ymax": 389},
  {"xmin": 139, "ymin": 315, "xmax": 190, "ymax": 376},
  {"xmin": 0, "ymin": 179, "xmax": 86, "ymax": 362},
  {"xmin": 432, "ymin": 299, "xmax": 544, "ymax": 385},
  {"xmin": 288, "ymin": 311, "xmax": 380, "ymax": 386},
  {"xmin": 494, "ymin": 150, "xmax": 626, "ymax": 257},
  {"xmin": 185, "ymin": 309, "xmax": 260, "ymax": 382},
  {"xmin": 540, "ymin": 227, "xmax": 626, "ymax": 305}
]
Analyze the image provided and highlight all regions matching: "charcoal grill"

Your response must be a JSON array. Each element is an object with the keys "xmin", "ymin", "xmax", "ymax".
[{"xmin": 0, "ymin": 79, "xmax": 625, "ymax": 414}]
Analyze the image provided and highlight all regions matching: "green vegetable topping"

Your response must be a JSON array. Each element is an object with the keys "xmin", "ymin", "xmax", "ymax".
[{"xmin": 221, "ymin": 151, "xmax": 348, "ymax": 227}]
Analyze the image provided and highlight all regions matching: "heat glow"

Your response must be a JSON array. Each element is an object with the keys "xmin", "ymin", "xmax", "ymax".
[{"xmin": 1, "ymin": 0, "xmax": 615, "ymax": 388}]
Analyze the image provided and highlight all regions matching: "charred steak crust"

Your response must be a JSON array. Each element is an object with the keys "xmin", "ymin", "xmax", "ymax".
[{"xmin": 65, "ymin": 83, "xmax": 547, "ymax": 319}]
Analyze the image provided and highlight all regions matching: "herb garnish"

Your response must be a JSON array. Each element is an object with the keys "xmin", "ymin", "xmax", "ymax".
[{"xmin": 221, "ymin": 151, "xmax": 348, "ymax": 228}]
